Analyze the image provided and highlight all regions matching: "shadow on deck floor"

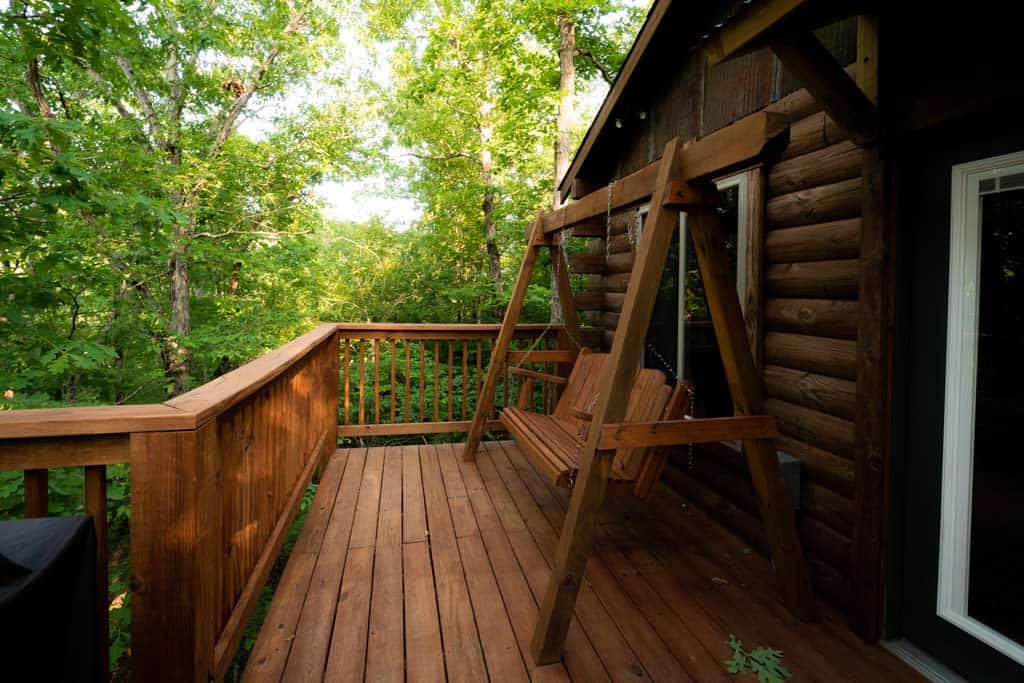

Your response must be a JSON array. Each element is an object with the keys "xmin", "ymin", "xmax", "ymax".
[{"xmin": 243, "ymin": 440, "xmax": 922, "ymax": 682}]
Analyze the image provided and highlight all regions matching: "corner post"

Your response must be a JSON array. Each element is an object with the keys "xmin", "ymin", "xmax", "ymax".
[{"xmin": 130, "ymin": 421, "xmax": 220, "ymax": 682}]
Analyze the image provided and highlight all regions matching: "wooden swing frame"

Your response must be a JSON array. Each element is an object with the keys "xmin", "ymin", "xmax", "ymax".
[{"xmin": 461, "ymin": 110, "xmax": 817, "ymax": 665}]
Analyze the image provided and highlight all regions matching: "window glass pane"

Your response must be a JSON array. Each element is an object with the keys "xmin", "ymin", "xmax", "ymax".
[
  {"xmin": 968, "ymin": 186, "xmax": 1024, "ymax": 644},
  {"xmin": 645, "ymin": 185, "xmax": 740, "ymax": 418}
]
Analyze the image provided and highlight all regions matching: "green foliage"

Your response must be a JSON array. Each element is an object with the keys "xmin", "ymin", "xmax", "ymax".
[{"xmin": 725, "ymin": 635, "xmax": 793, "ymax": 683}]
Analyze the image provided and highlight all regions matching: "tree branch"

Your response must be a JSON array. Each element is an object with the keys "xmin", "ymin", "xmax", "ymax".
[
  {"xmin": 207, "ymin": 3, "xmax": 309, "ymax": 156},
  {"xmin": 115, "ymin": 56, "xmax": 165, "ymax": 145},
  {"xmin": 574, "ymin": 48, "xmax": 614, "ymax": 85},
  {"xmin": 192, "ymin": 229, "xmax": 311, "ymax": 240},
  {"xmin": 25, "ymin": 58, "xmax": 54, "ymax": 118}
]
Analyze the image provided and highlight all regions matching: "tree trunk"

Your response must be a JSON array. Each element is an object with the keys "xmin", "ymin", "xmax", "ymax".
[
  {"xmin": 551, "ymin": 12, "xmax": 576, "ymax": 322},
  {"xmin": 479, "ymin": 99, "xmax": 502, "ymax": 312},
  {"xmin": 167, "ymin": 223, "xmax": 191, "ymax": 394}
]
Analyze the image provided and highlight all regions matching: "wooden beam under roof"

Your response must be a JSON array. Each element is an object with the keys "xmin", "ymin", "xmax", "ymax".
[
  {"xmin": 704, "ymin": 0, "xmax": 812, "ymax": 66},
  {"xmin": 542, "ymin": 110, "xmax": 789, "ymax": 235},
  {"xmin": 769, "ymin": 31, "xmax": 880, "ymax": 145}
]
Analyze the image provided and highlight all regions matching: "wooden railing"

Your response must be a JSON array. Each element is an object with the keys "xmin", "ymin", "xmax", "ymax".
[
  {"xmin": 0, "ymin": 323, "xmax": 339, "ymax": 682},
  {"xmin": 336, "ymin": 323, "xmax": 568, "ymax": 438},
  {"xmin": 0, "ymin": 321, "xmax": 572, "ymax": 680}
]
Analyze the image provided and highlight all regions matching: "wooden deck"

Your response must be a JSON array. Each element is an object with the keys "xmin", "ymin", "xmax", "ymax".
[{"xmin": 243, "ymin": 441, "xmax": 922, "ymax": 682}]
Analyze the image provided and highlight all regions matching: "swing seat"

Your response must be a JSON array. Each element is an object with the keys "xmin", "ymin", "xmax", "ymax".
[{"xmin": 501, "ymin": 349, "xmax": 691, "ymax": 499}]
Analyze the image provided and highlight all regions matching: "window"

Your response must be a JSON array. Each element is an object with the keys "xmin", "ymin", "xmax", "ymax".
[{"xmin": 642, "ymin": 172, "xmax": 749, "ymax": 420}]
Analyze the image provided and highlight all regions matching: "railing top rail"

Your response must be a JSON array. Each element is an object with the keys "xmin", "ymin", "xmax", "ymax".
[
  {"xmin": 0, "ymin": 404, "xmax": 193, "ymax": 440},
  {"xmin": 166, "ymin": 323, "xmax": 338, "ymax": 425},
  {"xmin": 335, "ymin": 322, "xmax": 560, "ymax": 340},
  {"xmin": 0, "ymin": 323, "xmax": 338, "ymax": 440}
]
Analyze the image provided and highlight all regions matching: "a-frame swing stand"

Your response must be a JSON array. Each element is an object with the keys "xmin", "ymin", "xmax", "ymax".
[{"xmin": 462, "ymin": 111, "xmax": 817, "ymax": 665}]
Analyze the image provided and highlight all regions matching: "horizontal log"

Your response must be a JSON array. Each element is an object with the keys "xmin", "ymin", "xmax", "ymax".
[
  {"xmin": 574, "ymin": 291, "xmax": 604, "ymax": 311},
  {"xmin": 600, "ymin": 311, "xmax": 620, "ymax": 329},
  {"xmin": 798, "ymin": 515, "xmax": 852, "ymax": 574},
  {"xmin": 599, "ymin": 415, "xmax": 778, "ymax": 449},
  {"xmin": 602, "ymin": 272, "xmax": 631, "ymax": 293},
  {"xmin": 808, "ymin": 555, "xmax": 852, "ymax": 612},
  {"xmin": 0, "ymin": 404, "xmax": 194, "ymax": 439},
  {"xmin": 764, "ymin": 298, "xmax": 858, "ymax": 339},
  {"xmin": 766, "ymin": 177, "xmax": 861, "ymax": 228},
  {"xmin": 765, "ymin": 218, "xmax": 860, "ymax": 263},
  {"xmin": 765, "ymin": 259, "xmax": 859, "ymax": 299},
  {"xmin": 765, "ymin": 397, "xmax": 855, "ymax": 459},
  {"xmin": 579, "ymin": 328, "xmax": 605, "ymax": 348},
  {"xmin": 608, "ymin": 232, "xmax": 633, "ymax": 254},
  {"xmin": 763, "ymin": 364, "xmax": 856, "ymax": 420},
  {"xmin": 767, "ymin": 141, "xmax": 862, "ymax": 195},
  {"xmin": 338, "ymin": 419, "xmax": 504, "ymax": 438},
  {"xmin": 801, "ymin": 482, "xmax": 854, "ymax": 537},
  {"xmin": 775, "ymin": 435, "xmax": 855, "ymax": 496},
  {"xmin": 604, "ymin": 292, "xmax": 625, "ymax": 312},
  {"xmin": 606, "ymin": 251, "xmax": 634, "ymax": 274},
  {"xmin": 542, "ymin": 111, "xmax": 789, "ymax": 233},
  {"xmin": 764, "ymin": 85, "xmax": 823, "ymax": 123},
  {"xmin": 0, "ymin": 434, "xmax": 130, "ymax": 471},
  {"xmin": 568, "ymin": 253, "xmax": 606, "ymax": 274},
  {"xmin": 779, "ymin": 111, "xmax": 848, "ymax": 161},
  {"xmin": 764, "ymin": 332, "xmax": 858, "ymax": 380}
]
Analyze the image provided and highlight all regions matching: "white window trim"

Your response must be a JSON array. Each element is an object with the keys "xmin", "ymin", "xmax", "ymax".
[{"xmin": 938, "ymin": 149, "xmax": 1024, "ymax": 667}]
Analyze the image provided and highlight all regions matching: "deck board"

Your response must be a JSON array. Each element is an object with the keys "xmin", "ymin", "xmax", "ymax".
[{"xmin": 244, "ymin": 441, "xmax": 925, "ymax": 682}]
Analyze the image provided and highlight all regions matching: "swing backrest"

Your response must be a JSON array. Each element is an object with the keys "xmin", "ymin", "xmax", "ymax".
[{"xmin": 552, "ymin": 348, "xmax": 691, "ymax": 490}]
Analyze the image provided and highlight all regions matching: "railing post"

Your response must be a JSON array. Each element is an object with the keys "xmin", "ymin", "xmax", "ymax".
[{"xmin": 130, "ymin": 420, "xmax": 220, "ymax": 683}]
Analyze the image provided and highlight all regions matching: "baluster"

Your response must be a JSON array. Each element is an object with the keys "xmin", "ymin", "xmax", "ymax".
[
  {"xmin": 374, "ymin": 339, "xmax": 381, "ymax": 424},
  {"xmin": 447, "ymin": 342, "xmax": 454, "ymax": 422},
  {"xmin": 476, "ymin": 339, "xmax": 483, "ymax": 407},
  {"xmin": 503, "ymin": 340, "xmax": 511, "ymax": 413},
  {"xmin": 436, "ymin": 342, "xmax": 444, "ymax": 421},
  {"xmin": 462, "ymin": 341, "xmax": 469, "ymax": 420},
  {"xmin": 419, "ymin": 342, "xmax": 426, "ymax": 422},
  {"xmin": 85, "ymin": 465, "xmax": 109, "ymax": 682},
  {"xmin": 343, "ymin": 339, "xmax": 350, "ymax": 425},
  {"xmin": 405, "ymin": 340, "xmax": 412, "ymax": 423},
  {"xmin": 390, "ymin": 339, "xmax": 397, "ymax": 423},
  {"xmin": 24, "ymin": 469, "xmax": 48, "ymax": 518},
  {"xmin": 358, "ymin": 339, "xmax": 366, "ymax": 425}
]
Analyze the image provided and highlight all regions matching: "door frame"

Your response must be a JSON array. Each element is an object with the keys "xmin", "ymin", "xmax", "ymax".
[{"xmin": 937, "ymin": 150, "xmax": 1024, "ymax": 666}]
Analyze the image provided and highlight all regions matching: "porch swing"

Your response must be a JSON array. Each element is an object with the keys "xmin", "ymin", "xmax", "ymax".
[{"xmin": 461, "ymin": 111, "xmax": 818, "ymax": 665}]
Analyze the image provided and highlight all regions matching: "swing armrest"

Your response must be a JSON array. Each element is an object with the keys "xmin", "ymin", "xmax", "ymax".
[
  {"xmin": 508, "ymin": 367, "xmax": 568, "ymax": 385},
  {"xmin": 568, "ymin": 407, "xmax": 594, "ymax": 422},
  {"xmin": 598, "ymin": 415, "xmax": 778, "ymax": 450}
]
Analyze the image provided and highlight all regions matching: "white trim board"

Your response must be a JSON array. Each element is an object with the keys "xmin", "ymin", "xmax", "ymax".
[
  {"xmin": 937, "ymin": 149, "xmax": 1024, "ymax": 667},
  {"xmin": 883, "ymin": 640, "xmax": 970, "ymax": 683}
]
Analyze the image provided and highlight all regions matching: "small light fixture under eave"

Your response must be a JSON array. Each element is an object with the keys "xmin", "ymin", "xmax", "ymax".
[
  {"xmin": 614, "ymin": 118, "xmax": 623, "ymax": 129},
  {"xmin": 638, "ymin": 111, "xmax": 647, "ymax": 120}
]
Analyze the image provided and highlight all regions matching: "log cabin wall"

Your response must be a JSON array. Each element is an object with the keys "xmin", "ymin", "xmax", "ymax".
[{"xmin": 571, "ymin": 19, "xmax": 865, "ymax": 615}]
